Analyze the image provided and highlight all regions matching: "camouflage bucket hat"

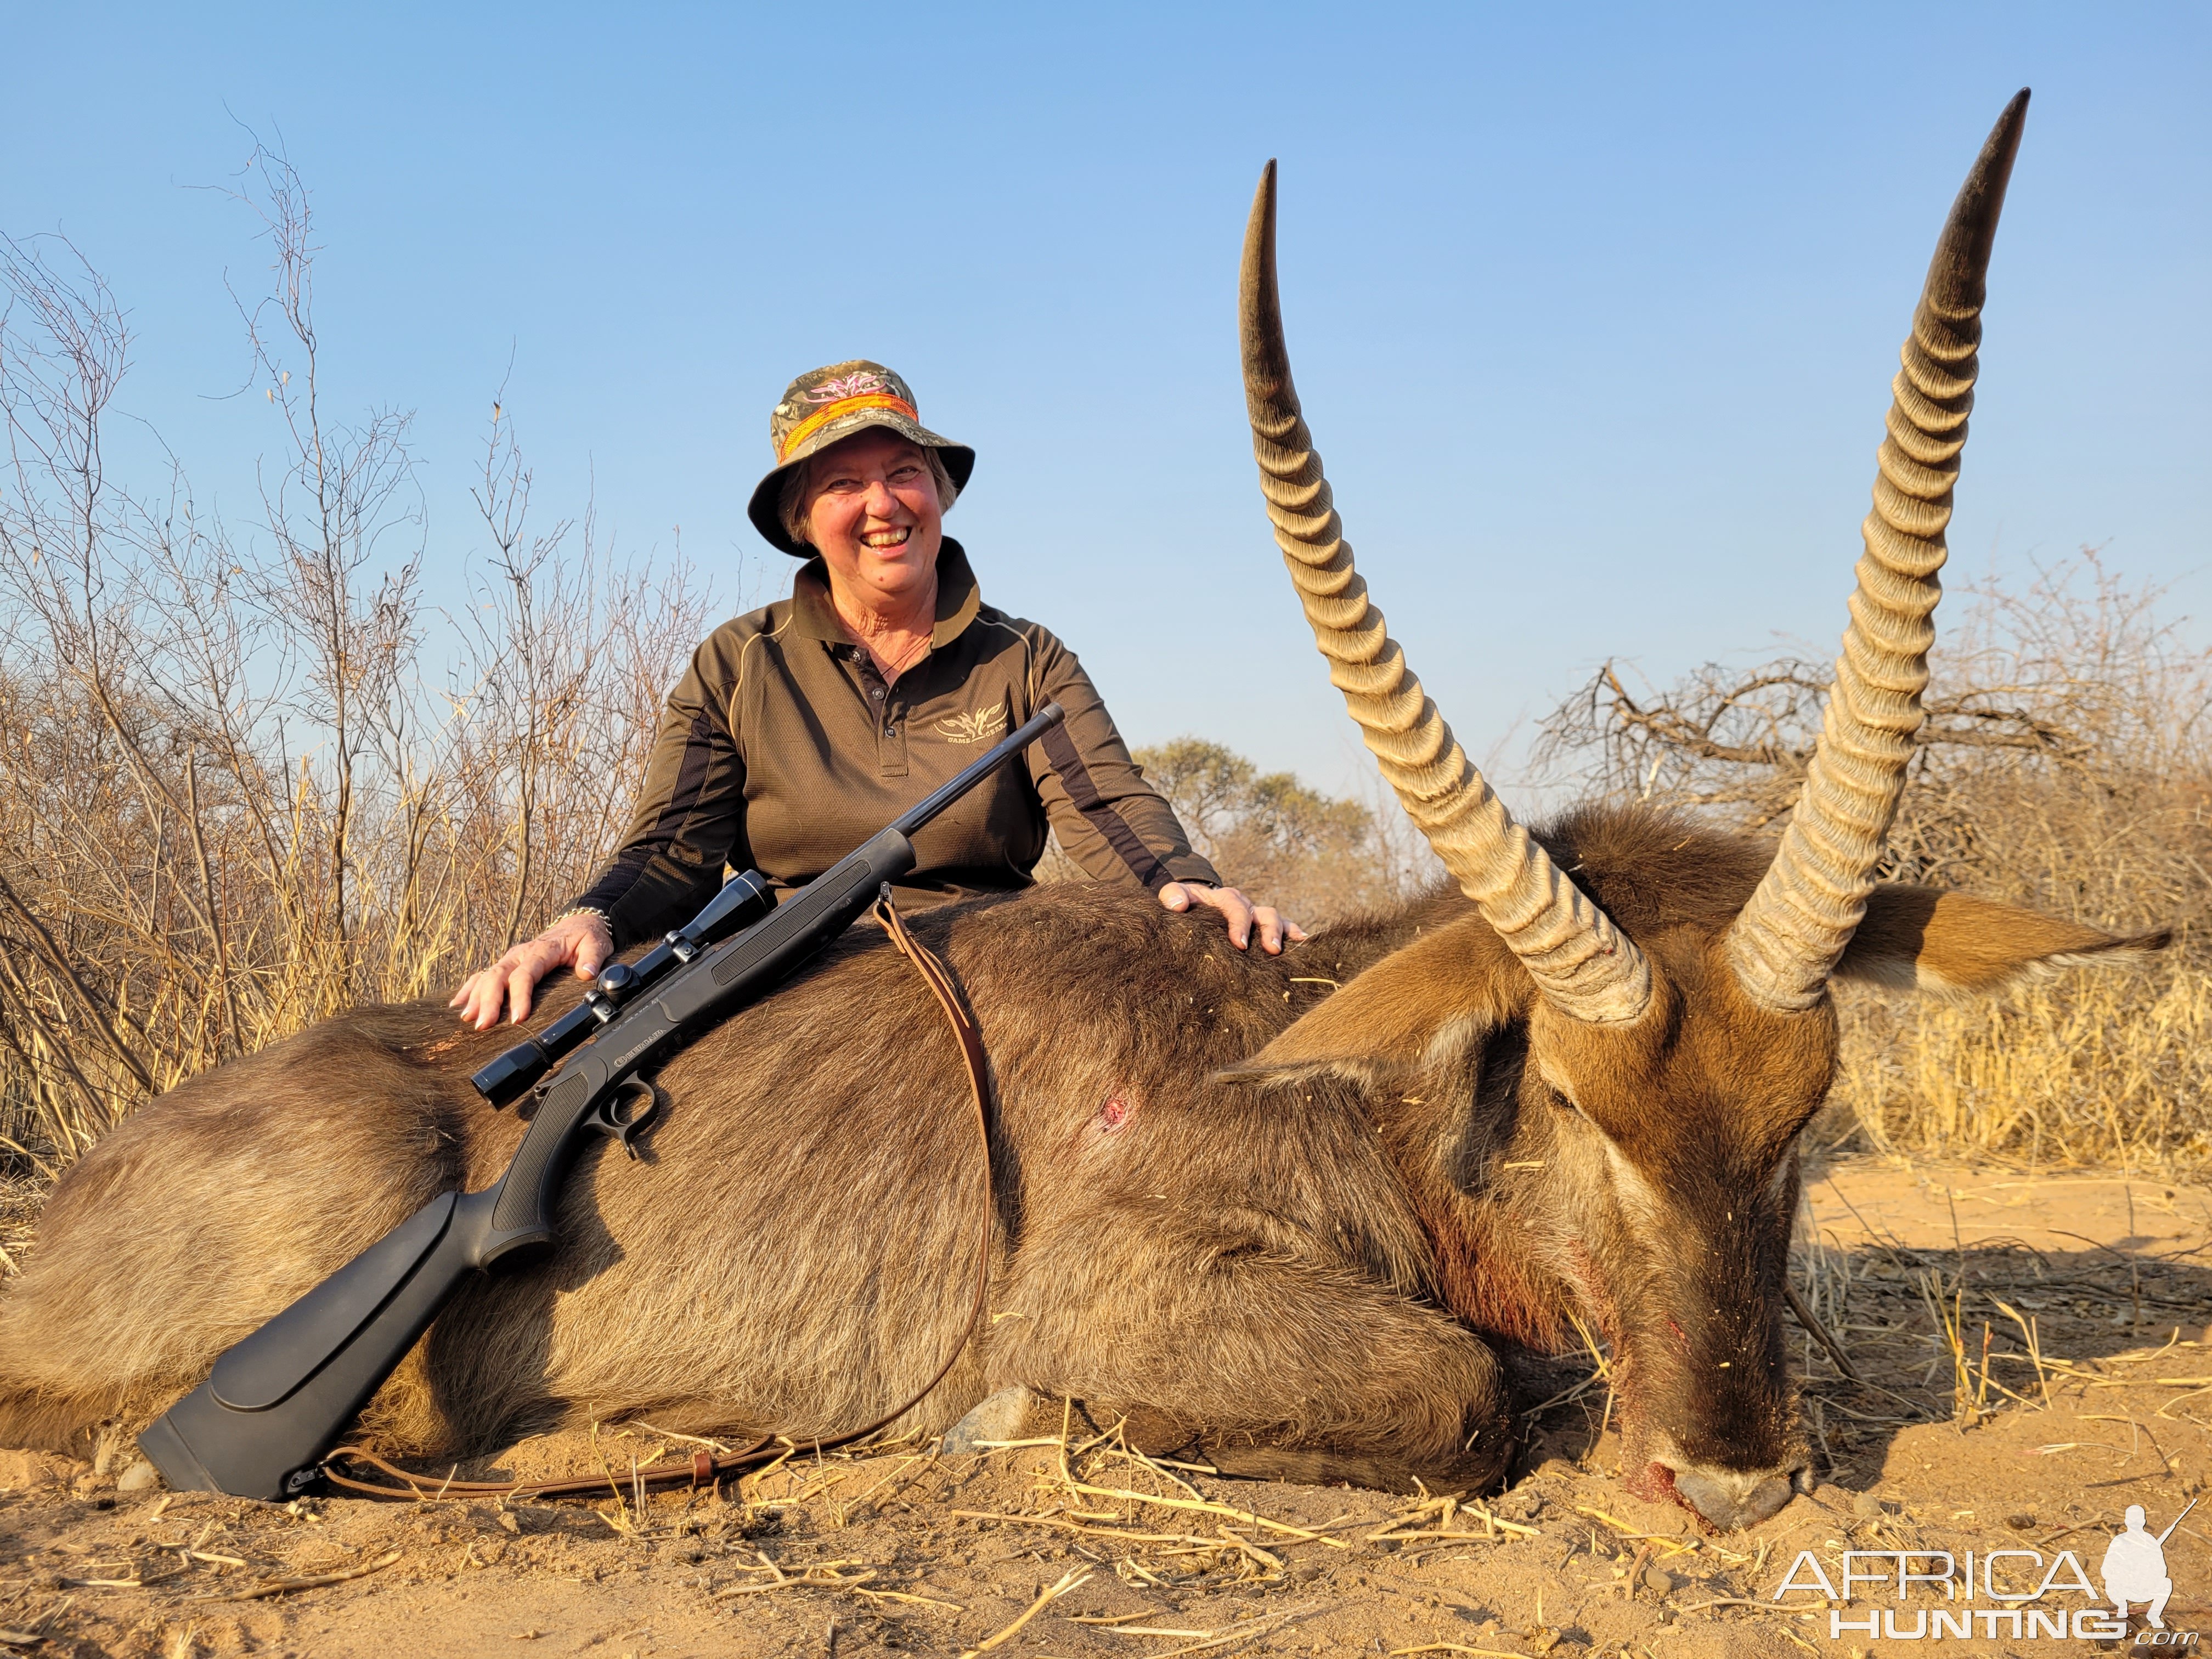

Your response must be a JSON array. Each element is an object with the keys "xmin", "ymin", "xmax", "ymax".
[{"xmin": 746, "ymin": 360, "xmax": 976, "ymax": 557}]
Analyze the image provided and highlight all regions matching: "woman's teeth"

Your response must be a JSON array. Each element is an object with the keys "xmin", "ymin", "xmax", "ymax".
[{"xmin": 863, "ymin": 528, "xmax": 912, "ymax": 550}]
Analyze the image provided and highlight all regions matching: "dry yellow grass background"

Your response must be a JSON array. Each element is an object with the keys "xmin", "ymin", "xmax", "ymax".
[
  {"xmin": 1538, "ymin": 543, "xmax": 2212, "ymax": 1175},
  {"xmin": 0, "ymin": 155, "xmax": 2202, "ymax": 1261}
]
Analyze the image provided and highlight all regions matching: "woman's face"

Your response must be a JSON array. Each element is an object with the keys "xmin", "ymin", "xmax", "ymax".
[{"xmin": 804, "ymin": 429, "xmax": 943, "ymax": 610}]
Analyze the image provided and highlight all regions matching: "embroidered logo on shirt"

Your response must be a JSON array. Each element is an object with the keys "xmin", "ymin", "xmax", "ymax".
[{"xmin": 936, "ymin": 706, "xmax": 1010, "ymax": 745}]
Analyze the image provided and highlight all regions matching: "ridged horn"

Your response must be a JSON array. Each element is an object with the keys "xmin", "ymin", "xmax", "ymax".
[
  {"xmin": 1727, "ymin": 91, "xmax": 2030, "ymax": 1011},
  {"xmin": 1241, "ymin": 162, "xmax": 1650, "ymax": 1025}
]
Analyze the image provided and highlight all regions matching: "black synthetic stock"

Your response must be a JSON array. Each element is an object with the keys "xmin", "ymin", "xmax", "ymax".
[
  {"xmin": 210, "ymin": 1193, "xmax": 460, "ymax": 1413},
  {"xmin": 139, "ymin": 703, "xmax": 1064, "ymax": 1499},
  {"xmin": 144, "ymin": 1193, "xmax": 488, "ymax": 1501}
]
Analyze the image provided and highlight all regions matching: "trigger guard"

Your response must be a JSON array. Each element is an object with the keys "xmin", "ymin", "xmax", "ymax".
[{"xmin": 591, "ymin": 1077, "xmax": 662, "ymax": 1158}]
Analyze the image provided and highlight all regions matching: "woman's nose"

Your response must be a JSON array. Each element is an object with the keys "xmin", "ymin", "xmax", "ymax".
[{"xmin": 860, "ymin": 478, "xmax": 901, "ymax": 518}]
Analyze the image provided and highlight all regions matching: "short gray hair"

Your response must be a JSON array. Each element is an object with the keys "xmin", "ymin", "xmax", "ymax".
[{"xmin": 778, "ymin": 443, "xmax": 961, "ymax": 551}]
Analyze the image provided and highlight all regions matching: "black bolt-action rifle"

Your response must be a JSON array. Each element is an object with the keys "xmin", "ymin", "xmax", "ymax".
[{"xmin": 139, "ymin": 703, "xmax": 1065, "ymax": 1500}]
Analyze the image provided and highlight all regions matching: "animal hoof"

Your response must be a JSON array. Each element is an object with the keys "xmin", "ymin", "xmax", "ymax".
[{"xmin": 939, "ymin": 1386, "xmax": 1035, "ymax": 1456}]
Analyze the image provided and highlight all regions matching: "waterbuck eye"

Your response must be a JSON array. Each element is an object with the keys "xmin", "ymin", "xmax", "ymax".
[{"xmin": 1533, "ymin": 1066, "xmax": 1583, "ymax": 1116}]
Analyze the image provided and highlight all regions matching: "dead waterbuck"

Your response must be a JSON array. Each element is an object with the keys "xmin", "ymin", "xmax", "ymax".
[
  {"xmin": 1224, "ymin": 86, "xmax": 2166, "ymax": 1525},
  {"xmin": 0, "ymin": 91, "xmax": 2166, "ymax": 1528}
]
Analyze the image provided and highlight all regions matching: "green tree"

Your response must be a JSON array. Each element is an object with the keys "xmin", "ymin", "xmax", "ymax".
[{"xmin": 1127, "ymin": 737, "xmax": 1405, "ymax": 923}]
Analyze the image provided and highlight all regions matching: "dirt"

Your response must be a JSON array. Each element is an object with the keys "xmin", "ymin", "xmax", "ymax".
[{"xmin": 6, "ymin": 1157, "xmax": 2212, "ymax": 1658}]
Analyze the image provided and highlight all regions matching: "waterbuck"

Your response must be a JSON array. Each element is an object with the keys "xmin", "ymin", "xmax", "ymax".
[{"xmin": 0, "ymin": 91, "xmax": 2167, "ymax": 1529}]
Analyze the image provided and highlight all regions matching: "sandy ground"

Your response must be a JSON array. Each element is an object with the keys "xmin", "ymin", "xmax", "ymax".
[{"xmin": 6, "ymin": 1156, "xmax": 2212, "ymax": 1659}]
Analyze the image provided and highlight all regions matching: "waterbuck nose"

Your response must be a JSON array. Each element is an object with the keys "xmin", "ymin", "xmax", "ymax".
[{"xmin": 1670, "ymin": 1462, "xmax": 1802, "ymax": 1530}]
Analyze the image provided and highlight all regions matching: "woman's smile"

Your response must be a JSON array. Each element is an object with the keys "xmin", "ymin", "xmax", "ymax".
[{"xmin": 800, "ymin": 428, "xmax": 945, "ymax": 608}]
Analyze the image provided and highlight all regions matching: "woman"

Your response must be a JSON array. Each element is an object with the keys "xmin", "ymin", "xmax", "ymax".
[{"xmin": 454, "ymin": 360, "xmax": 1304, "ymax": 1029}]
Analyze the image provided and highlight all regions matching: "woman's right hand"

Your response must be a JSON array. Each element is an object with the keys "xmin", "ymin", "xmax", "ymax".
[{"xmin": 450, "ymin": 911, "xmax": 615, "ymax": 1030}]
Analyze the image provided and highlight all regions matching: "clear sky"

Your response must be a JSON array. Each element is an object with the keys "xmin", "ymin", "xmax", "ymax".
[{"xmin": 3, "ymin": 3, "xmax": 2204, "ymax": 798}]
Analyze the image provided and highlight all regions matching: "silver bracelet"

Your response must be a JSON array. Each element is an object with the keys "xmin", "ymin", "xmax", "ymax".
[{"xmin": 552, "ymin": 905, "xmax": 613, "ymax": 936}]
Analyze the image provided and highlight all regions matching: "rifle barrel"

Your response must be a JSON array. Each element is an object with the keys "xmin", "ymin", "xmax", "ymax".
[{"xmin": 890, "ymin": 704, "xmax": 1063, "ymax": 839}]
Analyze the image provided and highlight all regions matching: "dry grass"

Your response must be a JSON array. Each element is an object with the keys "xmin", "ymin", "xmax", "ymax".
[
  {"xmin": 1541, "ymin": 548, "xmax": 2212, "ymax": 1176},
  {"xmin": 0, "ymin": 147, "xmax": 2202, "ymax": 1272},
  {"xmin": 0, "ymin": 150, "xmax": 715, "ymax": 1190},
  {"xmin": 1832, "ymin": 970, "xmax": 2212, "ymax": 1171}
]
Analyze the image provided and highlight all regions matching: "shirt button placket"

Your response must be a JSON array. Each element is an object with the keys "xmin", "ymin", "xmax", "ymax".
[
  {"xmin": 854, "ymin": 657, "xmax": 900, "ymax": 776},
  {"xmin": 869, "ymin": 672, "xmax": 907, "ymax": 777}
]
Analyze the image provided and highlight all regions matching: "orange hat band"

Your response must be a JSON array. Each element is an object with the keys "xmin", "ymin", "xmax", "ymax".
[{"xmin": 776, "ymin": 394, "xmax": 921, "ymax": 464}]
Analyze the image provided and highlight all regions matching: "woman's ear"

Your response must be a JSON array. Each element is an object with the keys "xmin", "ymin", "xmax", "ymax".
[
  {"xmin": 1833, "ymin": 884, "xmax": 2171, "ymax": 996},
  {"xmin": 1215, "ymin": 913, "xmax": 1531, "ymax": 1087}
]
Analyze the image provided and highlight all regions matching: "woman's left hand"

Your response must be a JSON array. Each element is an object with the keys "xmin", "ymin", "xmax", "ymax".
[{"xmin": 1159, "ymin": 882, "xmax": 1309, "ymax": 954}]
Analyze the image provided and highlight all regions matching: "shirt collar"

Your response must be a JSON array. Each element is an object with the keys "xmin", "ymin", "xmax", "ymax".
[{"xmin": 791, "ymin": 537, "xmax": 983, "ymax": 652}]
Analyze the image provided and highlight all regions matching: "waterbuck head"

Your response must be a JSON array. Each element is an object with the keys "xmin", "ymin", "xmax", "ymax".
[{"xmin": 1229, "ymin": 91, "xmax": 2170, "ymax": 1530}]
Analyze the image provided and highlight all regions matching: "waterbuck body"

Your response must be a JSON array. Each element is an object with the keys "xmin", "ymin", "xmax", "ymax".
[
  {"xmin": 0, "ymin": 811, "xmax": 2159, "ymax": 1527},
  {"xmin": 0, "ymin": 92, "xmax": 2174, "ymax": 1528},
  {"xmin": 0, "ymin": 862, "xmax": 1523, "ymax": 1491}
]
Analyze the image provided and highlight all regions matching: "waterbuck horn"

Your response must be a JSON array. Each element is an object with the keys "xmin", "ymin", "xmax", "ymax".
[
  {"xmin": 1240, "ymin": 162, "xmax": 1651, "ymax": 1025},
  {"xmin": 1726, "ymin": 91, "xmax": 2030, "ymax": 1011}
]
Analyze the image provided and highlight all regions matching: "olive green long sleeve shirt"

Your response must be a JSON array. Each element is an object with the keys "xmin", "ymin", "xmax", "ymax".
[{"xmin": 569, "ymin": 540, "xmax": 1219, "ymax": 947}]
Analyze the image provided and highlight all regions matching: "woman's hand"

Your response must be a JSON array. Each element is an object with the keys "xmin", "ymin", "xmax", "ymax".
[
  {"xmin": 449, "ymin": 910, "xmax": 616, "ymax": 1030},
  {"xmin": 1158, "ymin": 882, "xmax": 1308, "ymax": 954}
]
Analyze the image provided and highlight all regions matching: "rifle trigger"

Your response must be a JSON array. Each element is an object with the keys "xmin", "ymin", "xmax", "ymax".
[{"xmin": 590, "ymin": 1077, "xmax": 662, "ymax": 1159}]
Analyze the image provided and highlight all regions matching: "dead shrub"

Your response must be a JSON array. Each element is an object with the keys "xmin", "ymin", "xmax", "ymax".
[
  {"xmin": 1536, "ymin": 548, "xmax": 2212, "ymax": 1170},
  {"xmin": 0, "ymin": 150, "xmax": 713, "ymax": 1203}
]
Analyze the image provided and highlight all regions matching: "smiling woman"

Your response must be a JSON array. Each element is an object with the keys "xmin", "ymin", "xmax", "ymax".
[{"xmin": 450, "ymin": 359, "xmax": 1306, "ymax": 1029}]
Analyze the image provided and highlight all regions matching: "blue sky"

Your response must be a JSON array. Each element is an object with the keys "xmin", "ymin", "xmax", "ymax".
[{"xmin": 2, "ymin": 3, "xmax": 2204, "ymax": 798}]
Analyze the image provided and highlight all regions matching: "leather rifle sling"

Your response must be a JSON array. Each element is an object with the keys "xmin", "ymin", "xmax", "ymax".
[{"xmin": 322, "ymin": 890, "xmax": 996, "ymax": 1501}]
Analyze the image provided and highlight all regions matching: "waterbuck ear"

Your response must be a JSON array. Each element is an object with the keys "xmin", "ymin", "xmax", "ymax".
[
  {"xmin": 1216, "ymin": 914, "xmax": 1531, "ymax": 1088},
  {"xmin": 1833, "ymin": 884, "xmax": 2172, "ymax": 996}
]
